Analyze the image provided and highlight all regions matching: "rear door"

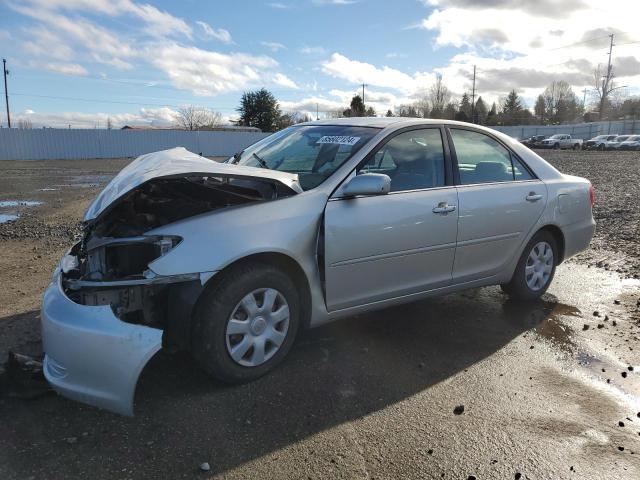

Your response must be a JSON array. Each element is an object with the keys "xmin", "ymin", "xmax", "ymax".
[
  {"xmin": 323, "ymin": 127, "xmax": 458, "ymax": 311},
  {"xmin": 448, "ymin": 127, "xmax": 546, "ymax": 283}
]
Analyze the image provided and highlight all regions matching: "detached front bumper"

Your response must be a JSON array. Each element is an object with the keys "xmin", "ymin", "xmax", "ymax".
[{"xmin": 41, "ymin": 271, "xmax": 163, "ymax": 416}]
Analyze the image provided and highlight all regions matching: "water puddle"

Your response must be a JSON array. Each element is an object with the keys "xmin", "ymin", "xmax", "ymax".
[
  {"xmin": 0, "ymin": 201, "xmax": 43, "ymax": 208},
  {"xmin": 0, "ymin": 214, "xmax": 19, "ymax": 224},
  {"xmin": 0, "ymin": 200, "xmax": 44, "ymax": 224}
]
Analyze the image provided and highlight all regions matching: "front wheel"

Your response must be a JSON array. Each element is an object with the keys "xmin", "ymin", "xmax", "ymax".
[
  {"xmin": 191, "ymin": 262, "xmax": 300, "ymax": 383},
  {"xmin": 553, "ymin": 143, "xmax": 560, "ymax": 150},
  {"xmin": 501, "ymin": 231, "xmax": 557, "ymax": 300}
]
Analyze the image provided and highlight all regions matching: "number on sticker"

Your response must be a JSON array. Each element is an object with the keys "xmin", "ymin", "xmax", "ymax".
[{"xmin": 316, "ymin": 136, "xmax": 360, "ymax": 146}]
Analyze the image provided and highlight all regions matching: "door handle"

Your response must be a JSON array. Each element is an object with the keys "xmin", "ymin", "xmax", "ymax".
[
  {"xmin": 432, "ymin": 202, "xmax": 456, "ymax": 214},
  {"xmin": 526, "ymin": 192, "xmax": 543, "ymax": 202}
]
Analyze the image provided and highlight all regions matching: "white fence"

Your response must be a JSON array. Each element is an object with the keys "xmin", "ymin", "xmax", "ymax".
[
  {"xmin": 0, "ymin": 129, "xmax": 270, "ymax": 161},
  {"xmin": 492, "ymin": 119, "xmax": 640, "ymax": 140}
]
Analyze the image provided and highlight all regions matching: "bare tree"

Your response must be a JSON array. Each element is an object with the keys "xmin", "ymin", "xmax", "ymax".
[
  {"xmin": 593, "ymin": 64, "xmax": 618, "ymax": 120},
  {"xmin": 17, "ymin": 118, "xmax": 33, "ymax": 129},
  {"xmin": 176, "ymin": 106, "xmax": 223, "ymax": 130},
  {"xmin": 542, "ymin": 81, "xmax": 580, "ymax": 124},
  {"xmin": 106, "ymin": 117, "xmax": 113, "ymax": 130},
  {"xmin": 412, "ymin": 88, "xmax": 431, "ymax": 118},
  {"xmin": 428, "ymin": 74, "xmax": 451, "ymax": 118}
]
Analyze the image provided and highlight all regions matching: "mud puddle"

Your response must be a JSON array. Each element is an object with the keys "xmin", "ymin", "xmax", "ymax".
[
  {"xmin": 528, "ymin": 264, "xmax": 640, "ymax": 407},
  {"xmin": 0, "ymin": 200, "xmax": 44, "ymax": 224}
]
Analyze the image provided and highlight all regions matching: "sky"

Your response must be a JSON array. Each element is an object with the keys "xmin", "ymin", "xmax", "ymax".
[{"xmin": 1, "ymin": 0, "xmax": 639, "ymax": 128}]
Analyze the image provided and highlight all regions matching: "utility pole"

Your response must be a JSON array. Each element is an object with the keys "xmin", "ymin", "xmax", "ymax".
[
  {"xmin": 316, "ymin": 103, "xmax": 319, "ymax": 121},
  {"xmin": 599, "ymin": 34, "xmax": 615, "ymax": 120},
  {"xmin": 3, "ymin": 59, "xmax": 10, "ymax": 128},
  {"xmin": 361, "ymin": 83, "xmax": 367, "ymax": 107},
  {"xmin": 581, "ymin": 88, "xmax": 588, "ymax": 107},
  {"xmin": 471, "ymin": 65, "xmax": 476, "ymax": 123}
]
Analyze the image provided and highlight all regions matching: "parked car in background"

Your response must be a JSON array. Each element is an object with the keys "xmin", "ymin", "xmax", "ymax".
[
  {"xmin": 584, "ymin": 134, "xmax": 618, "ymax": 151},
  {"xmin": 605, "ymin": 135, "xmax": 632, "ymax": 150},
  {"xmin": 41, "ymin": 118, "xmax": 596, "ymax": 416},
  {"xmin": 539, "ymin": 134, "xmax": 583, "ymax": 150},
  {"xmin": 520, "ymin": 135, "xmax": 546, "ymax": 148},
  {"xmin": 617, "ymin": 135, "xmax": 640, "ymax": 151}
]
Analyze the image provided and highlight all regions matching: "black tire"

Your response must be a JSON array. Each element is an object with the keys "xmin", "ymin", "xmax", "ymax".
[
  {"xmin": 572, "ymin": 144, "xmax": 579, "ymax": 150},
  {"xmin": 191, "ymin": 262, "xmax": 300, "ymax": 383},
  {"xmin": 553, "ymin": 143, "xmax": 560, "ymax": 150},
  {"xmin": 599, "ymin": 144, "xmax": 605, "ymax": 151},
  {"xmin": 500, "ymin": 231, "xmax": 558, "ymax": 301}
]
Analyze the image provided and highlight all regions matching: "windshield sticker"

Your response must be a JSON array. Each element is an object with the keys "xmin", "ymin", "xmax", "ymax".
[{"xmin": 316, "ymin": 136, "xmax": 361, "ymax": 146}]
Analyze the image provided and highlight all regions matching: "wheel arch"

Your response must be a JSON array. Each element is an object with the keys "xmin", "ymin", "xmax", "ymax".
[
  {"xmin": 202, "ymin": 251, "xmax": 313, "ymax": 329},
  {"xmin": 537, "ymin": 224, "xmax": 566, "ymax": 264}
]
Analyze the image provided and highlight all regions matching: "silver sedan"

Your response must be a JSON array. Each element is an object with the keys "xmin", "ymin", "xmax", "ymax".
[{"xmin": 41, "ymin": 118, "xmax": 596, "ymax": 415}]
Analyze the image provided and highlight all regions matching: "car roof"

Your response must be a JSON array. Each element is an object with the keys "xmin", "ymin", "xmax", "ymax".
[{"xmin": 299, "ymin": 116, "xmax": 516, "ymax": 128}]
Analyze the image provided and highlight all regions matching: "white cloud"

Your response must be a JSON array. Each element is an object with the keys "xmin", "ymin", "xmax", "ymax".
[
  {"xmin": 261, "ymin": 41, "xmax": 287, "ymax": 52},
  {"xmin": 300, "ymin": 45, "xmax": 326, "ymax": 55},
  {"xmin": 196, "ymin": 21, "xmax": 233, "ymax": 44},
  {"xmin": 149, "ymin": 44, "xmax": 280, "ymax": 96},
  {"xmin": 322, "ymin": 53, "xmax": 435, "ymax": 95},
  {"xmin": 312, "ymin": 0, "xmax": 358, "ymax": 5},
  {"xmin": 413, "ymin": 0, "xmax": 640, "ymax": 105},
  {"xmin": 15, "ymin": 106, "xmax": 182, "ymax": 129},
  {"xmin": 43, "ymin": 63, "xmax": 89, "ymax": 76},
  {"xmin": 16, "ymin": 0, "xmax": 192, "ymax": 38},
  {"xmin": 272, "ymin": 73, "xmax": 299, "ymax": 89},
  {"xmin": 267, "ymin": 2, "xmax": 290, "ymax": 8},
  {"xmin": 12, "ymin": 5, "xmax": 137, "ymax": 70},
  {"xmin": 279, "ymin": 96, "xmax": 344, "ymax": 115}
]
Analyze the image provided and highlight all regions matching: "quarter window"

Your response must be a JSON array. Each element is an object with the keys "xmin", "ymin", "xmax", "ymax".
[
  {"xmin": 359, "ymin": 128, "xmax": 446, "ymax": 192},
  {"xmin": 450, "ymin": 129, "xmax": 533, "ymax": 184}
]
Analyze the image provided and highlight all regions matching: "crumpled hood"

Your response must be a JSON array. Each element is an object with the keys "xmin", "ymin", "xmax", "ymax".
[{"xmin": 84, "ymin": 147, "xmax": 302, "ymax": 221}]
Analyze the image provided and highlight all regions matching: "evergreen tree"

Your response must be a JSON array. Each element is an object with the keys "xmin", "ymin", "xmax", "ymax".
[
  {"xmin": 500, "ymin": 90, "xmax": 524, "ymax": 125},
  {"xmin": 236, "ymin": 88, "xmax": 281, "ymax": 132},
  {"xmin": 485, "ymin": 102, "xmax": 498, "ymax": 125},
  {"xmin": 459, "ymin": 93, "xmax": 472, "ymax": 120},
  {"xmin": 474, "ymin": 97, "xmax": 488, "ymax": 125},
  {"xmin": 386, "ymin": 109, "xmax": 394, "ymax": 117},
  {"xmin": 343, "ymin": 95, "xmax": 366, "ymax": 117}
]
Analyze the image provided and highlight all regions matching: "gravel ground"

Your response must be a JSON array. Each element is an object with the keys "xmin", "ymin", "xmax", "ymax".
[
  {"xmin": 538, "ymin": 149, "xmax": 640, "ymax": 278},
  {"xmin": 0, "ymin": 152, "xmax": 639, "ymax": 479}
]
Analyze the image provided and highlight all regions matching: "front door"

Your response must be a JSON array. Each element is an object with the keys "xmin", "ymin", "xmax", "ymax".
[
  {"xmin": 448, "ymin": 128, "xmax": 547, "ymax": 282},
  {"xmin": 324, "ymin": 127, "xmax": 459, "ymax": 312}
]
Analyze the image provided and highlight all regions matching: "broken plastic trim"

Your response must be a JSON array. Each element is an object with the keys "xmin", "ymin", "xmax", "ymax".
[{"xmin": 65, "ymin": 272, "xmax": 199, "ymax": 290}]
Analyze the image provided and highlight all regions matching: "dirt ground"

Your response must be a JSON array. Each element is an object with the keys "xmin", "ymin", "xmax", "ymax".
[{"xmin": 1, "ymin": 151, "xmax": 640, "ymax": 479}]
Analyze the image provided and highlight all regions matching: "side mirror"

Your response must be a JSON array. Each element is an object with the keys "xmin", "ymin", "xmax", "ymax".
[{"xmin": 341, "ymin": 173, "xmax": 391, "ymax": 197}]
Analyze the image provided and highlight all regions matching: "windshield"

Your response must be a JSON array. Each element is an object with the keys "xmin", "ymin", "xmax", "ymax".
[
  {"xmin": 230, "ymin": 125, "xmax": 380, "ymax": 190},
  {"xmin": 627, "ymin": 135, "xmax": 640, "ymax": 141},
  {"xmin": 549, "ymin": 134, "xmax": 563, "ymax": 139},
  {"xmin": 615, "ymin": 136, "xmax": 630, "ymax": 141},
  {"xmin": 592, "ymin": 135, "xmax": 607, "ymax": 140}
]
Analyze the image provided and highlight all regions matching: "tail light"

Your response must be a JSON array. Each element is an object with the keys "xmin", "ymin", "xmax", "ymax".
[{"xmin": 588, "ymin": 183, "xmax": 595, "ymax": 207}]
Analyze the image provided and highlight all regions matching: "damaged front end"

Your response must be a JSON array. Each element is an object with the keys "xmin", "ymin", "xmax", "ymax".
[{"xmin": 41, "ymin": 147, "xmax": 300, "ymax": 415}]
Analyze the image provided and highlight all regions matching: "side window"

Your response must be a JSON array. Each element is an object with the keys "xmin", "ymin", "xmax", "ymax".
[
  {"xmin": 512, "ymin": 156, "xmax": 534, "ymax": 180},
  {"xmin": 359, "ymin": 128, "xmax": 446, "ymax": 192},
  {"xmin": 450, "ymin": 129, "xmax": 532, "ymax": 184}
]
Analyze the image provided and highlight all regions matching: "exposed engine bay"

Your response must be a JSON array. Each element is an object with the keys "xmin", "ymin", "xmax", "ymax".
[{"xmin": 61, "ymin": 173, "xmax": 297, "ymax": 341}]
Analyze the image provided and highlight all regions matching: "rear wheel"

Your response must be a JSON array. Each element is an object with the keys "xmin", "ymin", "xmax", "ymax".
[
  {"xmin": 501, "ymin": 231, "xmax": 557, "ymax": 300},
  {"xmin": 191, "ymin": 262, "xmax": 300, "ymax": 383}
]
